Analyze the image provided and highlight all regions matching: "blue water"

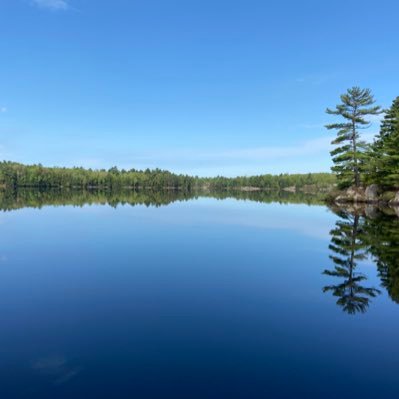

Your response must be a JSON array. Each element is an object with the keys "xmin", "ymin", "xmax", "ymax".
[{"xmin": 0, "ymin": 198, "xmax": 398, "ymax": 398}]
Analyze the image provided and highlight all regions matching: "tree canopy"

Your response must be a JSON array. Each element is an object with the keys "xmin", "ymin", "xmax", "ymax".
[
  {"xmin": 326, "ymin": 87, "xmax": 382, "ymax": 188},
  {"xmin": 367, "ymin": 96, "xmax": 399, "ymax": 188},
  {"xmin": 0, "ymin": 161, "xmax": 336, "ymax": 192}
]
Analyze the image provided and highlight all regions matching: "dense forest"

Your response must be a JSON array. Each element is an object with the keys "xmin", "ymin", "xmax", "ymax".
[
  {"xmin": 326, "ymin": 88, "xmax": 399, "ymax": 191},
  {"xmin": 0, "ymin": 161, "xmax": 336, "ymax": 192},
  {"xmin": 0, "ymin": 162, "xmax": 195, "ymax": 190},
  {"xmin": 200, "ymin": 172, "xmax": 335, "ymax": 191}
]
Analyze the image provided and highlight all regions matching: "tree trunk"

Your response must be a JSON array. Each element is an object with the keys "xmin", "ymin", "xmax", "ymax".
[{"xmin": 352, "ymin": 109, "xmax": 359, "ymax": 187}]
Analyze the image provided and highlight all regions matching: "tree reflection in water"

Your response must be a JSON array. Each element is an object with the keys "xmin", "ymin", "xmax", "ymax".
[
  {"xmin": 364, "ymin": 211, "xmax": 399, "ymax": 304},
  {"xmin": 323, "ymin": 210, "xmax": 381, "ymax": 314},
  {"xmin": 1, "ymin": 188, "xmax": 398, "ymax": 314}
]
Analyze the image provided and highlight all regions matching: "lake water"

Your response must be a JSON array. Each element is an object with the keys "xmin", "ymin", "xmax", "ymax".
[{"xmin": 0, "ymin": 192, "xmax": 398, "ymax": 398}]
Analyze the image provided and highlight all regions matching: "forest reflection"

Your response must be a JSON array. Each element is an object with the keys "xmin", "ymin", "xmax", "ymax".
[
  {"xmin": 0, "ymin": 188, "xmax": 326, "ymax": 211},
  {"xmin": 1, "ymin": 188, "xmax": 398, "ymax": 314},
  {"xmin": 324, "ymin": 206, "xmax": 399, "ymax": 314}
]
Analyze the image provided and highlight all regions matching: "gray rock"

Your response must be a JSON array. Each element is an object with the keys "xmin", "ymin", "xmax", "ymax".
[
  {"xmin": 334, "ymin": 187, "xmax": 374, "ymax": 203},
  {"xmin": 365, "ymin": 184, "xmax": 379, "ymax": 202},
  {"xmin": 335, "ymin": 195, "xmax": 345, "ymax": 203},
  {"xmin": 365, "ymin": 205, "xmax": 379, "ymax": 219},
  {"xmin": 388, "ymin": 191, "xmax": 399, "ymax": 205},
  {"xmin": 345, "ymin": 187, "xmax": 366, "ymax": 202},
  {"xmin": 282, "ymin": 186, "xmax": 296, "ymax": 193}
]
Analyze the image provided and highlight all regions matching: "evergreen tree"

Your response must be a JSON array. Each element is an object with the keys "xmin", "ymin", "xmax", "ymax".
[
  {"xmin": 323, "ymin": 211, "xmax": 380, "ymax": 314},
  {"xmin": 326, "ymin": 87, "xmax": 382, "ymax": 188},
  {"xmin": 369, "ymin": 96, "xmax": 399, "ymax": 188},
  {"xmin": 0, "ymin": 161, "xmax": 336, "ymax": 191}
]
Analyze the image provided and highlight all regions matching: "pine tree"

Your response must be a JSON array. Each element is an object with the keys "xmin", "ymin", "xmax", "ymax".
[
  {"xmin": 369, "ymin": 96, "xmax": 399, "ymax": 188},
  {"xmin": 323, "ymin": 211, "xmax": 380, "ymax": 314},
  {"xmin": 326, "ymin": 87, "xmax": 382, "ymax": 189}
]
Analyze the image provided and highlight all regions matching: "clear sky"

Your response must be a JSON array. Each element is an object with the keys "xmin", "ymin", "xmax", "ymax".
[{"xmin": 1, "ymin": 0, "xmax": 398, "ymax": 176}]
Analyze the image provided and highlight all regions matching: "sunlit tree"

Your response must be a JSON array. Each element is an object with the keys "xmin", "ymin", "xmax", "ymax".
[
  {"xmin": 326, "ymin": 87, "xmax": 382, "ymax": 188},
  {"xmin": 368, "ymin": 96, "xmax": 399, "ymax": 188}
]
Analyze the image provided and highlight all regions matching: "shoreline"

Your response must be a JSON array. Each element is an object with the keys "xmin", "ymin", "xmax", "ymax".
[{"xmin": 327, "ymin": 184, "xmax": 399, "ymax": 207}]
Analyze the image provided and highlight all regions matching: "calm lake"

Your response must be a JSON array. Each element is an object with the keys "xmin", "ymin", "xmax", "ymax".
[{"xmin": 0, "ymin": 191, "xmax": 398, "ymax": 398}]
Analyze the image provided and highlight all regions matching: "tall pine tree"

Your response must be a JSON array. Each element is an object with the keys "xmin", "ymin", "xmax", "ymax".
[
  {"xmin": 323, "ymin": 211, "xmax": 380, "ymax": 314},
  {"xmin": 326, "ymin": 87, "xmax": 382, "ymax": 188},
  {"xmin": 369, "ymin": 96, "xmax": 399, "ymax": 188}
]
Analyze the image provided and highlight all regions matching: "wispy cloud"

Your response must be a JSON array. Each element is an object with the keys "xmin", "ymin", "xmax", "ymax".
[
  {"xmin": 15, "ymin": 133, "xmax": 382, "ymax": 177},
  {"xmin": 298, "ymin": 123, "xmax": 326, "ymax": 129},
  {"xmin": 0, "ymin": 107, "xmax": 7, "ymax": 113},
  {"xmin": 32, "ymin": 0, "xmax": 69, "ymax": 11},
  {"xmin": 20, "ymin": 136, "xmax": 334, "ymax": 177},
  {"xmin": 138, "ymin": 200, "xmax": 332, "ymax": 241},
  {"xmin": 0, "ymin": 144, "xmax": 12, "ymax": 161},
  {"xmin": 132, "ymin": 136, "xmax": 332, "ymax": 164},
  {"xmin": 362, "ymin": 131, "xmax": 379, "ymax": 143},
  {"xmin": 68, "ymin": 158, "xmax": 103, "ymax": 169},
  {"xmin": 368, "ymin": 113, "xmax": 385, "ymax": 126},
  {"xmin": 295, "ymin": 72, "xmax": 335, "ymax": 86}
]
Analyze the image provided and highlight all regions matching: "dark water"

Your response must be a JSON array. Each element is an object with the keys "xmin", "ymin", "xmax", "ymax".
[{"xmin": 0, "ymin": 191, "xmax": 398, "ymax": 398}]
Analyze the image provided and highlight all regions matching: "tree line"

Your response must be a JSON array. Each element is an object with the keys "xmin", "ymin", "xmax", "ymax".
[
  {"xmin": 199, "ymin": 172, "xmax": 335, "ymax": 191},
  {"xmin": 326, "ymin": 87, "xmax": 399, "ymax": 189},
  {"xmin": 0, "ymin": 161, "xmax": 336, "ymax": 192},
  {"xmin": 0, "ymin": 163, "xmax": 195, "ymax": 190}
]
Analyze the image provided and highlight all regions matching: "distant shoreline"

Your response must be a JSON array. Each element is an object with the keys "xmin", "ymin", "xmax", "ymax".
[{"xmin": 0, "ymin": 160, "xmax": 335, "ymax": 193}]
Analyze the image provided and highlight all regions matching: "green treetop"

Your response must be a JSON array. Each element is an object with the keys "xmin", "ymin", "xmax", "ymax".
[
  {"xmin": 326, "ymin": 87, "xmax": 382, "ymax": 188},
  {"xmin": 369, "ymin": 96, "xmax": 399, "ymax": 188}
]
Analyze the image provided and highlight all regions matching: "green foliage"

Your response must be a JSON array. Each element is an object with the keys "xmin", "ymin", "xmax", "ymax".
[
  {"xmin": 0, "ymin": 161, "xmax": 336, "ymax": 192},
  {"xmin": 0, "ymin": 162, "xmax": 194, "ymax": 190},
  {"xmin": 326, "ymin": 87, "xmax": 382, "ymax": 188},
  {"xmin": 367, "ymin": 96, "xmax": 399, "ymax": 188},
  {"xmin": 198, "ymin": 172, "xmax": 336, "ymax": 191}
]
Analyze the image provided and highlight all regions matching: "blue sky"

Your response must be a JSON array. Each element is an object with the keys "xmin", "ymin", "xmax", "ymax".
[{"xmin": 1, "ymin": 0, "xmax": 398, "ymax": 176}]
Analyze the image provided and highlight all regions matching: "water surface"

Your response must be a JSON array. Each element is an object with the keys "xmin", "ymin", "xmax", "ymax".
[{"xmin": 0, "ymin": 192, "xmax": 398, "ymax": 398}]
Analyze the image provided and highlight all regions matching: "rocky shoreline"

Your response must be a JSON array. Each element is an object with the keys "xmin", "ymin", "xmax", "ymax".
[{"xmin": 329, "ymin": 184, "xmax": 399, "ymax": 206}]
